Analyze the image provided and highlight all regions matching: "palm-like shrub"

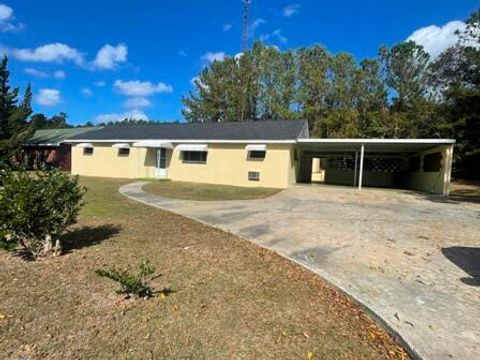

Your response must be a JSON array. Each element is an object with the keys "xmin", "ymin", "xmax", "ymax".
[{"xmin": 95, "ymin": 261, "xmax": 156, "ymax": 298}]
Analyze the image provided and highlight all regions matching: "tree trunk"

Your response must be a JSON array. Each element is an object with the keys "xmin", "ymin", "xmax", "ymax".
[
  {"xmin": 54, "ymin": 239, "xmax": 62, "ymax": 256},
  {"xmin": 43, "ymin": 234, "xmax": 53, "ymax": 254}
]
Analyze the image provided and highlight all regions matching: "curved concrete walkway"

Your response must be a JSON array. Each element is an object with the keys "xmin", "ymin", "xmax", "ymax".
[{"xmin": 120, "ymin": 181, "xmax": 480, "ymax": 360}]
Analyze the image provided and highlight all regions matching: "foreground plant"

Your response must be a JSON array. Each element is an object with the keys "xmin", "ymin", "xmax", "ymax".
[
  {"xmin": 95, "ymin": 260, "xmax": 158, "ymax": 299},
  {"xmin": 0, "ymin": 167, "xmax": 86, "ymax": 259}
]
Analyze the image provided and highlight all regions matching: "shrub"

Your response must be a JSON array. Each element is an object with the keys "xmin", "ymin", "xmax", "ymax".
[
  {"xmin": 95, "ymin": 260, "xmax": 156, "ymax": 298},
  {"xmin": 0, "ymin": 167, "xmax": 86, "ymax": 259}
]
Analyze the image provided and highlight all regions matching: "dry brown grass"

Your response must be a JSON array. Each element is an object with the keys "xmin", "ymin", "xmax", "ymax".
[
  {"xmin": 143, "ymin": 180, "xmax": 282, "ymax": 201},
  {"xmin": 449, "ymin": 181, "xmax": 480, "ymax": 203},
  {"xmin": 0, "ymin": 177, "xmax": 409, "ymax": 359}
]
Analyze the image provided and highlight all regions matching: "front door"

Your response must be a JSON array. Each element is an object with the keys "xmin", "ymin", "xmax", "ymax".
[{"xmin": 155, "ymin": 148, "xmax": 167, "ymax": 177}]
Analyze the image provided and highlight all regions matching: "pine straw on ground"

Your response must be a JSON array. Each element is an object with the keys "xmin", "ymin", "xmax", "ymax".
[{"xmin": 0, "ymin": 177, "xmax": 409, "ymax": 359}]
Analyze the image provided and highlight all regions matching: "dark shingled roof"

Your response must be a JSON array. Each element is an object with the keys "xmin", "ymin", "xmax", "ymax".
[{"xmin": 67, "ymin": 120, "xmax": 309, "ymax": 141}]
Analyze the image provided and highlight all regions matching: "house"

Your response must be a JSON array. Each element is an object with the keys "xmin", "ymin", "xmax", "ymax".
[
  {"xmin": 65, "ymin": 120, "xmax": 455, "ymax": 195},
  {"xmin": 23, "ymin": 127, "xmax": 98, "ymax": 171}
]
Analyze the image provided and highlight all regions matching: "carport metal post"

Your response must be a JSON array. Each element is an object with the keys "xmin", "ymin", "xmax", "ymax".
[
  {"xmin": 353, "ymin": 151, "xmax": 358, "ymax": 187},
  {"xmin": 358, "ymin": 144, "xmax": 365, "ymax": 190}
]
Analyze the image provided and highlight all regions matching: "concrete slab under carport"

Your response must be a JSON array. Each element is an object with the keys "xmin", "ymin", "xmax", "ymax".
[
  {"xmin": 120, "ymin": 181, "xmax": 480, "ymax": 360},
  {"xmin": 296, "ymin": 138, "xmax": 455, "ymax": 195}
]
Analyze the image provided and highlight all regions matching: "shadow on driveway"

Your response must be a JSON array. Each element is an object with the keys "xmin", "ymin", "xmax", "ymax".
[{"xmin": 442, "ymin": 246, "xmax": 480, "ymax": 286}]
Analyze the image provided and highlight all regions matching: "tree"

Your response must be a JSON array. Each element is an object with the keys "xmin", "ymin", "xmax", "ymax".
[
  {"xmin": 30, "ymin": 113, "xmax": 49, "ymax": 129},
  {"xmin": 380, "ymin": 41, "xmax": 431, "ymax": 110},
  {"xmin": 182, "ymin": 52, "xmax": 259, "ymax": 122},
  {"xmin": 296, "ymin": 45, "xmax": 331, "ymax": 135},
  {"xmin": 430, "ymin": 8, "xmax": 480, "ymax": 178},
  {"xmin": 379, "ymin": 42, "xmax": 434, "ymax": 137},
  {"xmin": 0, "ymin": 167, "xmax": 86, "ymax": 259},
  {"xmin": 0, "ymin": 56, "xmax": 33, "ymax": 160}
]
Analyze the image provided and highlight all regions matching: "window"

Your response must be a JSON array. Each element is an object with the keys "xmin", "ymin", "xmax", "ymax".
[
  {"xmin": 423, "ymin": 152, "xmax": 442, "ymax": 172},
  {"xmin": 83, "ymin": 147, "xmax": 93, "ymax": 155},
  {"xmin": 248, "ymin": 150, "xmax": 266, "ymax": 160},
  {"xmin": 248, "ymin": 171, "xmax": 260, "ymax": 181},
  {"xmin": 182, "ymin": 151, "xmax": 207, "ymax": 163},
  {"xmin": 118, "ymin": 148, "xmax": 130, "ymax": 156}
]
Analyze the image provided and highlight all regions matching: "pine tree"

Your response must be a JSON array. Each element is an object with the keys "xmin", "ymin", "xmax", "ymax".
[{"xmin": 0, "ymin": 56, "xmax": 33, "ymax": 162}]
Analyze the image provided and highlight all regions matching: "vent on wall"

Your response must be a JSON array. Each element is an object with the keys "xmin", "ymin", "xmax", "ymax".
[{"xmin": 248, "ymin": 171, "xmax": 260, "ymax": 181}]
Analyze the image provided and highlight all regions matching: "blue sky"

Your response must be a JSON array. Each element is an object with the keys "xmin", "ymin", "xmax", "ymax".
[{"xmin": 1, "ymin": 0, "xmax": 478, "ymax": 125}]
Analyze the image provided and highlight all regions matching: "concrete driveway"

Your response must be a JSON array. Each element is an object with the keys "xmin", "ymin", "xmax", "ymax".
[{"xmin": 120, "ymin": 182, "xmax": 480, "ymax": 360}]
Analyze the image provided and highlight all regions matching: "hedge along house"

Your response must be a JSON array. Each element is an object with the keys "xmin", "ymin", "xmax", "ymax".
[
  {"xmin": 23, "ymin": 127, "xmax": 98, "ymax": 171},
  {"xmin": 65, "ymin": 120, "xmax": 455, "ymax": 195}
]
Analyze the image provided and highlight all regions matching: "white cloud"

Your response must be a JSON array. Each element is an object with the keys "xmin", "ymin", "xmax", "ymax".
[
  {"xmin": 406, "ymin": 20, "xmax": 472, "ymax": 59},
  {"xmin": 260, "ymin": 29, "xmax": 288, "ymax": 44},
  {"xmin": 95, "ymin": 109, "xmax": 148, "ymax": 123},
  {"xmin": 0, "ymin": 4, "xmax": 23, "ymax": 32},
  {"xmin": 81, "ymin": 88, "xmax": 93, "ymax": 96},
  {"xmin": 53, "ymin": 70, "xmax": 66, "ymax": 79},
  {"xmin": 283, "ymin": 4, "xmax": 301, "ymax": 17},
  {"xmin": 24, "ymin": 67, "xmax": 49, "ymax": 78},
  {"xmin": 273, "ymin": 29, "xmax": 287, "ymax": 44},
  {"xmin": 24, "ymin": 67, "xmax": 66, "ymax": 79},
  {"xmin": 93, "ymin": 80, "xmax": 106, "ymax": 87},
  {"xmin": 190, "ymin": 76, "xmax": 208, "ymax": 89},
  {"xmin": 114, "ymin": 79, "xmax": 173, "ymax": 96},
  {"xmin": 248, "ymin": 18, "xmax": 266, "ymax": 39},
  {"xmin": 36, "ymin": 89, "xmax": 60, "ymax": 106},
  {"xmin": 178, "ymin": 49, "xmax": 188, "ymax": 57},
  {"xmin": 223, "ymin": 23, "xmax": 232, "ymax": 32},
  {"xmin": 201, "ymin": 51, "xmax": 226, "ymax": 63},
  {"xmin": 92, "ymin": 43, "xmax": 127, "ymax": 70},
  {"xmin": 190, "ymin": 76, "xmax": 199, "ymax": 86},
  {"xmin": 5, "ymin": 42, "xmax": 128, "ymax": 70},
  {"xmin": 0, "ymin": 4, "xmax": 13, "ymax": 20},
  {"xmin": 250, "ymin": 18, "xmax": 266, "ymax": 31},
  {"xmin": 10, "ymin": 43, "xmax": 85, "ymax": 65},
  {"xmin": 123, "ymin": 97, "xmax": 151, "ymax": 108}
]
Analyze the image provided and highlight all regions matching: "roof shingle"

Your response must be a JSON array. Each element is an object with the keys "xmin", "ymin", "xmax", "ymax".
[{"xmin": 67, "ymin": 120, "xmax": 309, "ymax": 141}]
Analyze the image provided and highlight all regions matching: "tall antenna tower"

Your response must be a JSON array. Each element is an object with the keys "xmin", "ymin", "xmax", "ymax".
[{"xmin": 242, "ymin": 0, "xmax": 250, "ymax": 52}]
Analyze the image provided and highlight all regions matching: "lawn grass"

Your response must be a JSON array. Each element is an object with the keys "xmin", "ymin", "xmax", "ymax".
[
  {"xmin": 143, "ymin": 180, "xmax": 282, "ymax": 201},
  {"xmin": 0, "ymin": 177, "xmax": 408, "ymax": 359}
]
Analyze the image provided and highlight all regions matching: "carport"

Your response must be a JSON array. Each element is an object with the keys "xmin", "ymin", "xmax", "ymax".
[{"xmin": 296, "ymin": 139, "xmax": 455, "ymax": 195}]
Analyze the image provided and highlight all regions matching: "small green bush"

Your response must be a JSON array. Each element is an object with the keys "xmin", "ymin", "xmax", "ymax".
[
  {"xmin": 95, "ymin": 260, "xmax": 156, "ymax": 298},
  {"xmin": 0, "ymin": 167, "xmax": 86, "ymax": 259}
]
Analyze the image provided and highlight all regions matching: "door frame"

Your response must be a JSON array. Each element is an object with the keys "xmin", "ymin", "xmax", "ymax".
[{"xmin": 155, "ymin": 148, "xmax": 167, "ymax": 178}]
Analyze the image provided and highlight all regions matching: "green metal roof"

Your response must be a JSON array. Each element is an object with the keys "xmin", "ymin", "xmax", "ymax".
[{"xmin": 26, "ymin": 127, "xmax": 99, "ymax": 146}]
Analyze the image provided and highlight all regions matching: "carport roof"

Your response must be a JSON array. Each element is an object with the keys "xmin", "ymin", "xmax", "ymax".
[{"xmin": 297, "ymin": 138, "xmax": 455, "ymax": 153}]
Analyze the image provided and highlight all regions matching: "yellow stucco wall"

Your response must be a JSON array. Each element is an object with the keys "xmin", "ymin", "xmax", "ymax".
[
  {"xmin": 407, "ymin": 144, "xmax": 453, "ymax": 195},
  {"xmin": 168, "ymin": 143, "xmax": 294, "ymax": 188},
  {"xmin": 71, "ymin": 144, "xmax": 148, "ymax": 178},
  {"xmin": 71, "ymin": 142, "xmax": 295, "ymax": 188}
]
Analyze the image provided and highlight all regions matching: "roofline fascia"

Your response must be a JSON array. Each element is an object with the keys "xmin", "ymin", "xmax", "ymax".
[
  {"xmin": 297, "ymin": 138, "xmax": 456, "ymax": 144},
  {"xmin": 63, "ymin": 138, "xmax": 456, "ymax": 145},
  {"xmin": 23, "ymin": 143, "xmax": 60, "ymax": 147},
  {"xmin": 63, "ymin": 139, "xmax": 297, "ymax": 144}
]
